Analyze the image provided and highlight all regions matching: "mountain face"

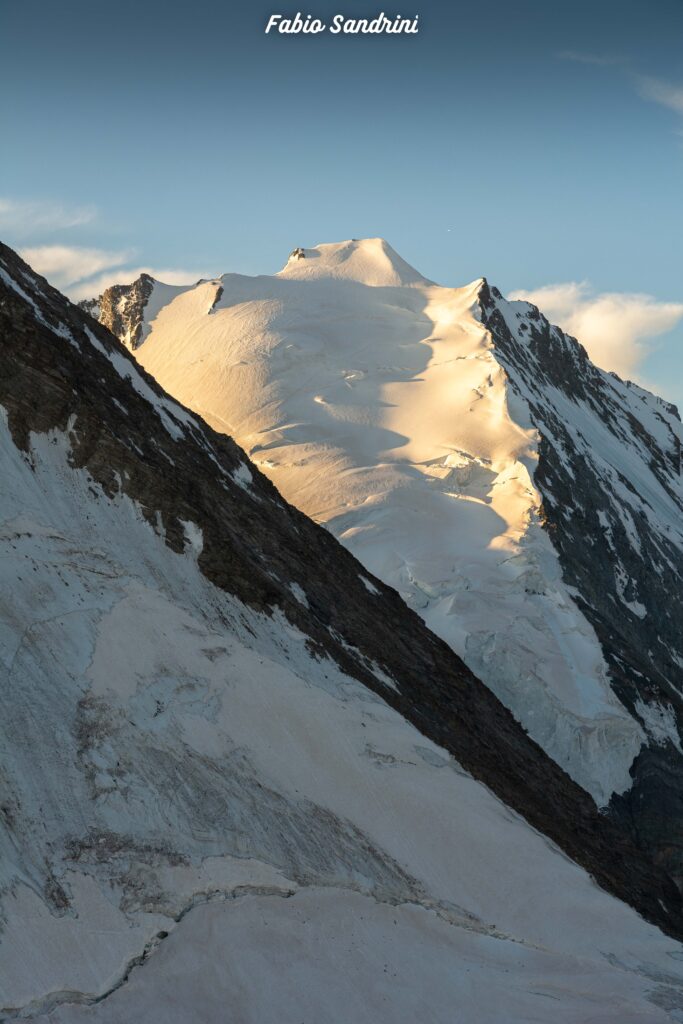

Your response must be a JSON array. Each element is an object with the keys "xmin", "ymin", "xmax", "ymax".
[
  {"xmin": 478, "ymin": 284, "xmax": 683, "ymax": 876},
  {"xmin": 3, "ymin": 243, "xmax": 683, "ymax": 1020},
  {"xmin": 78, "ymin": 274, "xmax": 189, "ymax": 351},
  {"xmin": 84, "ymin": 237, "xmax": 683, "ymax": 877}
]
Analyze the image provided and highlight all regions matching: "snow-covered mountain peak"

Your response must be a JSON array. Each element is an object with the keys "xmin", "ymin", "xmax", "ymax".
[
  {"xmin": 278, "ymin": 237, "xmax": 432, "ymax": 287},
  {"xmin": 81, "ymin": 241, "xmax": 683, "ymax": 871},
  {"xmin": 79, "ymin": 251, "xmax": 650, "ymax": 803},
  {"xmin": 8, "ymin": 240, "xmax": 683, "ymax": 1019}
]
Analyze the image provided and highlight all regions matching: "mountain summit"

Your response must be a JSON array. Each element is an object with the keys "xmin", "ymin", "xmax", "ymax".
[
  {"xmin": 278, "ymin": 237, "xmax": 432, "ymax": 286},
  {"xmin": 84, "ymin": 239, "xmax": 683, "ymax": 879}
]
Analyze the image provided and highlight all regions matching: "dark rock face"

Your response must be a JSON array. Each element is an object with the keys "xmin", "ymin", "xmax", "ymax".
[
  {"xmin": 478, "ymin": 282, "xmax": 683, "ymax": 884},
  {"xmin": 79, "ymin": 273, "xmax": 155, "ymax": 350},
  {"xmin": 1, "ymin": 241, "xmax": 683, "ymax": 939},
  {"xmin": 78, "ymin": 295, "xmax": 100, "ymax": 319}
]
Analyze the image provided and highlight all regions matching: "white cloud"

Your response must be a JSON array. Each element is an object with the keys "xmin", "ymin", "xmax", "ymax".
[
  {"xmin": 557, "ymin": 51, "xmax": 625, "ymax": 67},
  {"xmin": 0, "ymin": 198, "xmax": 97, "ymax": 236},
  {"xmin": 19, "ymin": 245, "xmax": 132, "ymax": 288},
  {"xmin": 4, "ymin": 197, "xmax": 213, "ymax": 302},
  {"xmin": 508, "ymin": 282, "xmax": 683, "ymax": 379},
  {"xmin": 558, "ymin": 56, "xmax": 683, "ymax": 129},
  {"xmin": 637, "ymin": 75, "xmax": 683, "ymax": 116},
  {"xmin": 67, "ymin": 266, "xmax": 212, "ymax": 301},
  {"xmin": 16, "ymin": 244, "xmax": 212, "ymax": 300}
]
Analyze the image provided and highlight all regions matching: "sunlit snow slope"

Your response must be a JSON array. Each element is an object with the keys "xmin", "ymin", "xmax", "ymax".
[
  {"xmin": 4, "ymin": 242, "xmax": 683, "ymax": 1021},
  {"xmin": 106, "ymin": 238, "xmax": 683, "ymax": 817}
]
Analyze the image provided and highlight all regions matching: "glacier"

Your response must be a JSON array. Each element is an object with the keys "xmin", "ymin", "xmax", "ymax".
[{"xmin": 100, "ymin": 236, "xmax": 682, "ymax": 808}]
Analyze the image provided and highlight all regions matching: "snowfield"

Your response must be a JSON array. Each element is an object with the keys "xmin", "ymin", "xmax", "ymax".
[
  {"xmin": 2, "ymin": 415, "xmax": 683, "ymax": 1021},
  {"xmin": 122, "ymin": 237, "xmax": 659, "ymax": 806}
]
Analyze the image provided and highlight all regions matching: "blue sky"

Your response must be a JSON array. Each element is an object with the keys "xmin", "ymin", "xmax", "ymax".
[{"xmin": 2, "ymin": 0, "xmax": 682, "ymax": 399}]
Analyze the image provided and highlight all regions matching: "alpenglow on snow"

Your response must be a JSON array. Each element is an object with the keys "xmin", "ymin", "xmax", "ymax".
[{"xmin": 83, "ymin": 237, "xmax": 683, "ymax": 887}]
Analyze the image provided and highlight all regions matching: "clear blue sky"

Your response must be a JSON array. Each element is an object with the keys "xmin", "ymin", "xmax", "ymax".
[{"xmin": 2, "ymin": 0, "xmax": 682, "ymax": 400}]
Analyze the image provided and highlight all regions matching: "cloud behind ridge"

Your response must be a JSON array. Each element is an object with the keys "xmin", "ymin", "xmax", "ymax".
[{"xmin": 508, "ymin": 281, "xmax": 683, "ymax": 380}]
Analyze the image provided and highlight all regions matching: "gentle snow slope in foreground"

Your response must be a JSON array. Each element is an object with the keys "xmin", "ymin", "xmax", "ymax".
[{"xmin": 124, "ymin": 237, "xmax": 663, "ymax": 805}]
